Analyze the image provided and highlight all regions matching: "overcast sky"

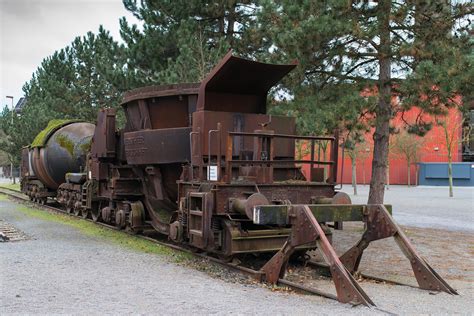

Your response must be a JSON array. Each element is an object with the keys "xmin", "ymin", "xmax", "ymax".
[{"xmin": 0, "ymin": 0, "xmax": 140, "ymax": 109}]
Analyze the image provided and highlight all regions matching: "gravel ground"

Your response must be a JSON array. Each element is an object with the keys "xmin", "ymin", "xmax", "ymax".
[
  {"xmin": 1, "ymin": 196, "xmax": 473, "ymax": 315},
  {"xmin": 291, "ymin": 222, "xmax": 474, "ymax": 294},
  {"xmin": 341, "ymin": 185, "xmax": 473, "ymax": 232}
]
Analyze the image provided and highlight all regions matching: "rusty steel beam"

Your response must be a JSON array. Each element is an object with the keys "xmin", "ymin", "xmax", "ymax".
[{"xmin": 253, "ymin": 204, "xmax": 392, "ymax": 226}]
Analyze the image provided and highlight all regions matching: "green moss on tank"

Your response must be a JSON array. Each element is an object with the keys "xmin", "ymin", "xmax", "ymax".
[
  {"xmin": 79, "ymin": 138, "xmax": 92, "ymax": 153},
  {"xmin": 55, "ymin": 134, "xmax": 75, "ymax": 156},
  {"xmin": 31, "ymin": 119, "xmax": 79, "ymax": 148}
]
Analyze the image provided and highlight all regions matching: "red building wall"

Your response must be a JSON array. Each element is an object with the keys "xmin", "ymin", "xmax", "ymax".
[{"xmin": 338, "ymin": 106, "xmax": 463, "ymax": 185}]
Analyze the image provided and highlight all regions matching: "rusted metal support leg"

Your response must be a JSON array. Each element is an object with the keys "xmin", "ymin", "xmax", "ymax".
[
  {"xmin": 340, "ymin": 204, "xmax": 395, "ymax": 272},
  {"xmin": 261, "ymin": 205, "xmax": 375, "ymax": 306},
  {"xmin": 340, "ymin": 204, "xmax": 457, "ymax": 295},
  {"xmin": 393, "ymin": 218, "xmax": 458, "ymax": 294}
]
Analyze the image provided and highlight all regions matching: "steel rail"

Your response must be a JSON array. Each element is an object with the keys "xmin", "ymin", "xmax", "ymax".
[
  {"xmin": 0, "ymin": 189, "xmax": 267, "ymax": 280},
  {"xmin": 306, "ymin": 260, "xmax": 420, "ymax": 289},
  {"xmin": 0, "ymin": 187, "xmax": 403, "ymax": 308}
]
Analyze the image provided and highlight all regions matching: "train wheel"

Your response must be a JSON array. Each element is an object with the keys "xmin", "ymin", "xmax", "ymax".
[
  {"xmin": 81, "ymin": 209, "xmax": 89, "ymax": 219},
  {"xmin": 115, "ymin": 209, "xmax": 127, "ymax": 230},
  {"xmin": 66, "ymin": 197, "xmax": 75, "ymax": 214},
  {"xmin": 91, "ymin": 208, "xmax": 101, "ymax": 222},
  {"xmin": 101, "ymin": 207, "xmax": 114, "ymax": 224},
  {"xmin": 217, "ymin": 253, "xmax": 234, "ymax": 263},
  {"xmin": 73, "ymin": 207, "xmax": 81, "ymax": 217},
  {"xmin": 39, "ymin": 198, "xmax": 45, "ymax": 205}
]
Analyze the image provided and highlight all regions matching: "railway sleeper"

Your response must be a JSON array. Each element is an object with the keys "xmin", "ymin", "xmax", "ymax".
[{"xmin": 255, "ymin": 204, "xmax": 458, "ymax": 306}]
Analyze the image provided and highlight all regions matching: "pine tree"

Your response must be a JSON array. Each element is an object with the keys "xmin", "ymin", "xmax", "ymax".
[
  {"xmin": 0, "ymin": 27, "xmax": 127, "ymax": 163},
  {"xmin": 260, "ymin": 0, "xmax": 472, "ymax": 203},
  {"xmin": 120, "ymin": 0, "xmax": 263, "ymax": 84}
]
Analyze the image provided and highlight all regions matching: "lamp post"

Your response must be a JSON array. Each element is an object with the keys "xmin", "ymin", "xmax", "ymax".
[{"xmin": 6, "ymin": 96, "xmax": 15, "ymax": 184}]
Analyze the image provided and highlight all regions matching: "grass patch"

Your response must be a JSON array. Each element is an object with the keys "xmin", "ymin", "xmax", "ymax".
[
  {"xmin": 15, "ymin": 203, "xmax": 192, "ymax": 263},
  {"xmin": 0, "ymin": 183, "xmax": 21, "ymax": 191},
  {"xmin": 0, "ymin": 194, "xmax": 8, "ymax": 201}
]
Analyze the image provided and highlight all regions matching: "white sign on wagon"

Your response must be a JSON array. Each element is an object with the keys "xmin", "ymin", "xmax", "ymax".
[{"xmin": 207, "ymin": 165, "xmax": 218, "ymax": 181}]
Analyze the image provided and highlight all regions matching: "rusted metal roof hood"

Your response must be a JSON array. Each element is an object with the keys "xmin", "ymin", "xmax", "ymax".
[
  {"xmin": 197, "ymin": 51, "xmax": 297, "ymax": 113},
  {"xmin": 121, "ymin": 83, "xmax": 200, "ymax": 106}
]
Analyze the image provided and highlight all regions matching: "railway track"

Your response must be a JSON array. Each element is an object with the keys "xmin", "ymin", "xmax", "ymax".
[
  {"xmin": 0, "ymin": 187, "xmax": 434, "ymax": 314},
  {"xmin": 0, "ymin": 188, "xmax": 338, "ymax": 298},
  {"xmin": 0, "ymin": 219, "xmax": 29, "ymax": 242}
]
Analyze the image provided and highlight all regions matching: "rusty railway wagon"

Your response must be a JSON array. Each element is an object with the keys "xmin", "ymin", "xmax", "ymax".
[{"xmin": 20, "ymin": 52, "xmax": 457, "ymax": 306}]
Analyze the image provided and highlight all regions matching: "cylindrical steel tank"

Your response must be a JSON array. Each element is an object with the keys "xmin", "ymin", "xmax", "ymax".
[{"xmin": 30, "ymin": 121, "xmax": 95, "ymax": 190}]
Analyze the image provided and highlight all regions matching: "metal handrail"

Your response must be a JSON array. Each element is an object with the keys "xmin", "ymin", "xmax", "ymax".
[
  {"xmin": 225, "ymin": 131, "xmax": 338, "ymax": 184},
  {"xmin": 228, "ymin": 131, "xmax": 335, "ymax": 141},
  {"xmin": 335, "ymin": 138, "xmax": 344, "ymax": 190},
  {"xmin": 227, "ymin": 159, "xmax": 335, "ymax": 165},
  {"xmin": 225, "ymin": 133, "xmax": 336, "ymax": 165},
  {"xmin": 189, "ymin": 131, "xmax": 200, "ymax": 181}
]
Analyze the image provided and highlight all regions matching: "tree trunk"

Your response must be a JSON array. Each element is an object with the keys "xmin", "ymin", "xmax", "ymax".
[
  {"xmin": 415, "ymin": 164, "xmax": 418, "ymax": 186},
  {"xmin": 218, "ymin": 3, "xmax": 225, "ymax": 35},
  {"xmin": 226, "ymin": 2, "xmax": 236, "ymax": 45},
  {"xmin": 407, "ymin": 161, "xmax": 411, "ymax": 187},
  {"xmin": 368, "ymin": 0, "xmax": 392, "ymax": 204},
  {"xmin": 351, "ymin": 156, "xmax": 357, "ymax": 195},
  {"xmin": 386, "ymin": 162, "xmax": 390, "ymax": 190},
  {"xmin": 448, "ymin": 153, "xmax": 453, "ymax": 197}
]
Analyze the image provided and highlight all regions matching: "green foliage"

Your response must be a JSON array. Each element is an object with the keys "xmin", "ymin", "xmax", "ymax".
[
  {"xmin": 260, "ymin": 0, "xmax": 378, "ymax": 136},
  {"xmin": 1, "ymin": 0, "xmax": 472, "ymax": 187},
  {"xmin": 0, "ymin": 149, "xmax": 8, "ymax": 165},
  {"xmin": 1, "ymin": 1, "xmax": 264, "ymax": 164},
  {"xmin": 270, "ymin": 83, "xmax": 374, "ymax": 136},
  {"xmin": 156, "ymin": 20, "xmax": 231, "ymax": 83},
  {"xmin": 258, "ymin": 0, "xmax": 472, "ymax": 202},
  {"xmin": 260, "ymin": 0, "xmax": 472, "ymax": 136},
  {"xmin": 31, "ymin": 119, "xmax": 77, "ymax": 147},
  {"xmin": 392, "ymin": 130, "xmax": 424, "ymax": 163},
  {"xmin": 120, "ymin": 0, "xmax": 263, "ymax": 84},
  {"xmin": 0, "ymin": 105, "xmax": 42, "ymax": 165}
]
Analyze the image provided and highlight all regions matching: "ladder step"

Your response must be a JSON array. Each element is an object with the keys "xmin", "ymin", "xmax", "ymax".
[{"xmin": 189, "ymin": 229, "xmax": 203, "ymax": 237}]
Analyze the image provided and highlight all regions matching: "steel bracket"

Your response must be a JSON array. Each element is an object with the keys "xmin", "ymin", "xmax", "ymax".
[
  {"xmin": 340, "ymin": 204, "xmax": 458, "ymax": 295},
  {"xmin": 261, "ymin": 205, "xmax": 375, "ymax": 306}
]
